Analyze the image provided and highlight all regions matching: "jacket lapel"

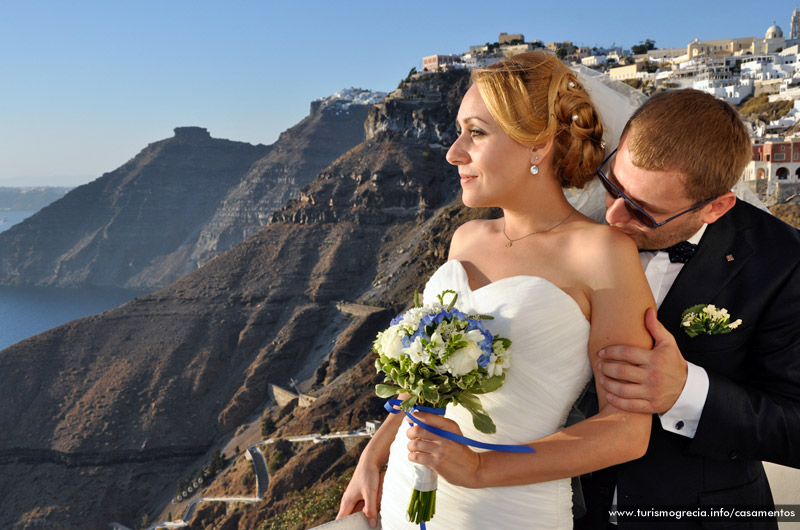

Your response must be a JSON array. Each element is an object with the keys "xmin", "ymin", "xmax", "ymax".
[{"xmin": 658, "ymin": 203, "xmax": 754, "ymax": 338}]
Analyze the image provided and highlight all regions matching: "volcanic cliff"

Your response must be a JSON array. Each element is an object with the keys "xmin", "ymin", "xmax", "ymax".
[
  {"xmin": 0, "ymin": 70, "xmax": 475, "ymax": 529},
  {"xmin": 0, "ymin": 89, "xmax": 379, "ymax": 290}
]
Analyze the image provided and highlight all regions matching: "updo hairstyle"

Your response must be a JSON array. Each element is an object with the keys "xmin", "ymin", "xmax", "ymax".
[{"xmin": 471, "ymin": 51, "xmax": 605, "ymax": 188}]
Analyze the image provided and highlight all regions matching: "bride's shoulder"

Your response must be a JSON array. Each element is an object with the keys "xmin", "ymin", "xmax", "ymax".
[
  {"xmin": 453, "ymin": 218, "xmax": 497, "ymax": 236},
  {"xmin": 564, "ymin": 221, "xmax": 639, "ymax": 262},
  {"xmin": 450, "ymin": 219, "xmax": 498, "ymax": 252}
]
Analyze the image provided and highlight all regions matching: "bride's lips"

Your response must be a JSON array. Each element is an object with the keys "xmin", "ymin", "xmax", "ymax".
[{"xmin": 460, "ymin": 174, "xmax": 477, "ymax": 185}]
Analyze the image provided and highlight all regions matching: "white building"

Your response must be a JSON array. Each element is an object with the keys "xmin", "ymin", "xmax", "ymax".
[
  {"xmin": 581, "ymin": 55, "xmax": 608, "ymax": 67},
  {"xmin": 460, "ymin": 52, "xmax": 504, "ymax": 69},
  {"xmin": 770, "ymin": 99, "xmax": 800, "ymax": 128},
  {"xmin": 741, "ymin": 54, "xmax": 794, "ymax": 81}
]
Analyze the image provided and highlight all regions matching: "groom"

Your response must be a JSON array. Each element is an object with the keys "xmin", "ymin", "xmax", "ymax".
[{"xmin": 576, "ymin": 89, "xmax": 800, "ymax": 529}]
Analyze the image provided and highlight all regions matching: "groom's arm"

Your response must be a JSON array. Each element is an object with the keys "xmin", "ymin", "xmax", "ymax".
[{"xmin": 597, "ymin": 262, "xmax": 800, "ymax": 468}]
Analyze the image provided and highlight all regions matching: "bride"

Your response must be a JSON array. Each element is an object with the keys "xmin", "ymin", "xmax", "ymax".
[{"xmin": 337, "ymin": 51, "xmax": 654, "ymax": 529}]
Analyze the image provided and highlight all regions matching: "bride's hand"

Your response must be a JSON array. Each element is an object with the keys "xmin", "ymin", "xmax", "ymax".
[
  {"xmin": 336, "ymin": 454, "xmax": 384, "ymax": 528},
  {"xmin": 406, "ymin": 412, "xmax": 482, "ymax": 488}
]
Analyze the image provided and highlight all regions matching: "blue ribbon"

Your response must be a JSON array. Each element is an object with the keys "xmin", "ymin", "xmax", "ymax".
[
  {"xmin": 386, "ymin": 398, "xmax": 534, "ymax": 529},
  {"xmin": 384, "ymin": 398, "xmax": 535, "ymax": 454}
]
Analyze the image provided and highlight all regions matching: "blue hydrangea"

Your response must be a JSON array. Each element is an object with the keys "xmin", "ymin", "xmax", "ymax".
[
  {"xmin": 477, "ymin": 352, "xmax": 490, "ymax": 368},
  {"xmin": 390, "ymin": 312, "xmax": 406, "ymax": 327}
]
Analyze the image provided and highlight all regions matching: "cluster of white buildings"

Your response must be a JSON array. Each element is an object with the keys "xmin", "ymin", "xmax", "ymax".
[
  {"xmin": 425, "ymin": 13, "xmax": 800, "ymax": 106},
  {"xmin": 422, "ymin": 10, "xmax": 800, "ymax": 204}
]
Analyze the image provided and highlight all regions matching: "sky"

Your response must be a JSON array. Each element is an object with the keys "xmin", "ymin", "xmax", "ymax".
[{"xmin": 0, "ymin": 0, "xmax": 793, "ymax": 186}]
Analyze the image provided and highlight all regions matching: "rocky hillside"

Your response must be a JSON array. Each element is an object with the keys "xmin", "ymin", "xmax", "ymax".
[
  {"xmin": 191, "ymin": 88, "xmax": 386, "ymax": 270},
  {"xmin": 771, "ymin": 202, "xmax": 800, "ymax": 229},
  {"xmin": 0, "ymin": 69, "xmax": 474, "ymax": 530},
  {"xmin": 0, "ymin": 89, "xmax": 379, "ymax": 290}
]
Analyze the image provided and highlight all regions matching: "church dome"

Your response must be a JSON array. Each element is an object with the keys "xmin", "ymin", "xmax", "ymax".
[{"xmin": 766, "ymin": 24, "xmax": 784, "ymax": 39}]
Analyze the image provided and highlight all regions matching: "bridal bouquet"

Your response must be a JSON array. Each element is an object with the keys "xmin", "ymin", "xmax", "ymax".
[{"xmin": 373, "ymin": 289, "xmax": 512, "ymax": 526}]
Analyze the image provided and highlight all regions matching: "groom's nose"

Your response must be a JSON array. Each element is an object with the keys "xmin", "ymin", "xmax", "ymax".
[{"xmin": 605, "ymin": 194, "xmax": 634, "ymax": 226}]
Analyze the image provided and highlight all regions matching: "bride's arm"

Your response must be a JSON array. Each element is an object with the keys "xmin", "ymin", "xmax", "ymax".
[
  {"xmin": 407, "ymin": 228, "xmax": 656, "ymax": 487},
  {"xmin": 338, "ymin": 222, "xmax": 482, "ymax": 518},
  {"xmin": 337, "ymin": 404, "xmax": 404, "ymax": 524}
]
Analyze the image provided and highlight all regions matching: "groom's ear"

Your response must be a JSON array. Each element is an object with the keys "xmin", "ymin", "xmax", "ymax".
[{"xmin": 700, "ymin": 192, "xmax": 736, "ymax": 224}]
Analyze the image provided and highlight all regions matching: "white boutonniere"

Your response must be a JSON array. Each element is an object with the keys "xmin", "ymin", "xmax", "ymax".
[{"xmin": 680, "ymin": 304, "xmax": 742, "ymax": 338}]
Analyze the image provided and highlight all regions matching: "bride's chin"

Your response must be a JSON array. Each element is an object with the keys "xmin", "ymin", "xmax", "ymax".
[
  {"xmin": 461, "ymin": 197, "xmax": 485, "ymax": 208},
  {"xmin": 460, "ymin": 192, "xmax": 490, "ymax": 209}
]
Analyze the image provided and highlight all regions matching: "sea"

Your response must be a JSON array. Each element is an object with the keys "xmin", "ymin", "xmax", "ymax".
[{"xmin": 0, "ymin": 211, "xmax": 144, "ymax": 351}]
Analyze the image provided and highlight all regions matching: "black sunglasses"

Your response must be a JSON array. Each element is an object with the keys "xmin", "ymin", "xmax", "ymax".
[{"xmin": 595, "ymin": 148, "xmax": 718, "ymax": 229}]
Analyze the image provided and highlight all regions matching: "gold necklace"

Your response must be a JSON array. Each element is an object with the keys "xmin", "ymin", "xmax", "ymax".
[{"xmin": 502, "ymin": 210, "xmax": 574, "ymax": 248}]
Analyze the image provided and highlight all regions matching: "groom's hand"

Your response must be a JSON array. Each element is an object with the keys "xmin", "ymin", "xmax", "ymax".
[{"xmin": 596, "ymin": 308, "xmax": 688, "ymax": 414}]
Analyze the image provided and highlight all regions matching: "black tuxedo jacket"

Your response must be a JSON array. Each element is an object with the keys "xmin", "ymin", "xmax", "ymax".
[{"xmin": 577, "ymin": 201, "xmax": 800, "ymax": 530}]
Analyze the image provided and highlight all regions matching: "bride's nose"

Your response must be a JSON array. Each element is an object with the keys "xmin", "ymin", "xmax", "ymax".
[{"xmin": 446, "ymin": 134, "xmax": 469, "ymax": 166}]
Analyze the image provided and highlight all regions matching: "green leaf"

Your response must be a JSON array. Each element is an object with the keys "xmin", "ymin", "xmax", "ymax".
[
  {"xmin": 462, "ymin": 373, "xmax": 477, "ymax": 388},
  {"xmin": 455, "ymin": 393, "xmax": 497, "ymax": 434},
  {"xmin": 376, "ymin": 384, "xmax": 402, "ymax": 398},
  {"xmin": 421, "ymin": 382, "xmax": 440, "ymax": 404},
  {"xmin": 680, "ymin": 303, "xmax": 707, "ymax": 320},
  {"xmin": 400, "ymin": 395, "xmax": 418, "ymax": 411},
  {"xmin": 496, "ymin": 337, "xmax": 512, "ymax": 349},
  {"xmin": 473, "ymin": 374, "xmax": 505, "ymax": 394},
  {"xmin": 469, "ymin": 409, "xmax": 497, "ymax": 434}
]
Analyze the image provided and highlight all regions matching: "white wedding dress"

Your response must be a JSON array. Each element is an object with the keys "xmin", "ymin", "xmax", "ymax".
[{"xmin": 379, "ymin": 260, "xmax": 593, "ymax": 529}]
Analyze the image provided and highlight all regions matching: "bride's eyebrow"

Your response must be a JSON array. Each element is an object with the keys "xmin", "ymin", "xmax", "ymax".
[
  {"xmin": 456, "ymin": 116, "xmax": 490, "ymax": 126},
  {"xmin": 462, "ymin": 116, "xmax": 489, "ymax": 124}
]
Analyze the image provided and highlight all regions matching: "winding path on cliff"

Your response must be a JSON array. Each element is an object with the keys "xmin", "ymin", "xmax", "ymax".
[{"xmin": 111, "ymin": 430, "xmax": 373, "ymax": 530}]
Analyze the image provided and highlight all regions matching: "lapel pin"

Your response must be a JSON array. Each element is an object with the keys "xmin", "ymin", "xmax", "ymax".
[{"xmin": 726, "ymin": 254, "xmax": 735, "ymax": 262}]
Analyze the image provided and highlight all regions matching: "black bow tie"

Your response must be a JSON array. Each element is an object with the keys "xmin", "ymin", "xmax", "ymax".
[{"xmin": 657, "ymin": 241, "xmax": 698, "ymax": 263}]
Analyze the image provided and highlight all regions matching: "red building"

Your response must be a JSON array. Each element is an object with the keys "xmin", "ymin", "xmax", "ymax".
[
  {"xmin": 422, "ymin": 54, "xmax": 460, "ymax": 72},
  {"xmin": 745, "ymin": 138, "xmax": 800, "ymax": 182}
]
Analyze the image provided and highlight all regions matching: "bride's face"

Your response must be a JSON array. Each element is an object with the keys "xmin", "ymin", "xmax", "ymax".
[{"xmin": 446, "ymin": 85, "xmax": 532, "ymax": 208}]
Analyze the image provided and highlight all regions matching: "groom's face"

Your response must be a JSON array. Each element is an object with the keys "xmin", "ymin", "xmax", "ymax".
[{"xmin": 604, "ymin": 141, "xmax": 707, "ymax": 250}]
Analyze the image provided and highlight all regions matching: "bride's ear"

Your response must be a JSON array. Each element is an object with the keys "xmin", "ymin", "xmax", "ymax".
[{"xmin": 530, "ymin": 138, "xmax": 555, "ymax": 165}]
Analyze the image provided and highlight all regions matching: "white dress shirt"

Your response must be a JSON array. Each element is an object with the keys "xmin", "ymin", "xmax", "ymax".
[{"xmin": 639, "ymin": 225, "xmax": 709, "ymax": 438}]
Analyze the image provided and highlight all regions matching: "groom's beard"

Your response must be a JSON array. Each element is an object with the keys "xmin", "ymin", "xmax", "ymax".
[{"xmin": 609, "ymin": 214, "xmax": 706, "ymax": 251}]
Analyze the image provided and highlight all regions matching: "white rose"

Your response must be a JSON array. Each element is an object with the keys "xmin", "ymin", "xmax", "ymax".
[
  {"xmin": 404, "ymin": 336, "xmax": 427, "ymax": 364},
  {"xmin": 378, "ymin": 325, "xmax": 405, "ymax": 360},
  {"xmin": 448, "ymin": 341, "xmax": 483, "ymax": 376}
]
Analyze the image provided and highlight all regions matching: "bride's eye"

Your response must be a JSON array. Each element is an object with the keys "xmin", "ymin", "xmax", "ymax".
[{"xmin": 470, "ymin": 128, "xmax": 486, "ymax": 138}]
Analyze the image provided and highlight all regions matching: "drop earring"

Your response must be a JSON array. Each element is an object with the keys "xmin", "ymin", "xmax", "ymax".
[{"xmin": 530, "ymin": 155, "xmax": 540, "ymax": 175}]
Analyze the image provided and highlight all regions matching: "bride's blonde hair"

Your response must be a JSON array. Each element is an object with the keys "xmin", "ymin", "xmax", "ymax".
[{"xmin": 472, "ymin": 51, "xmax": 605, "ymax": 189}]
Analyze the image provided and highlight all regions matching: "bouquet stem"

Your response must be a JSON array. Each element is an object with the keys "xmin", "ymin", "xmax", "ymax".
[
  {"xmin": 408, "ymin": 488, "xmax": 436, "ymax": 524},
  {"xmin": 408, "ymin": 461, "xmax": 438, "ymax": 525}
]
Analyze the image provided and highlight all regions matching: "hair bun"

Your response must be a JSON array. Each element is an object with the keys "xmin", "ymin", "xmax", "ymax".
[
  {"xmin": 472, "ymin": 52, "xmax": 605, "ymax": 189},
  {"xmin": 551, "ymin": 71, "xmax": 605, "ymax": 188}
]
